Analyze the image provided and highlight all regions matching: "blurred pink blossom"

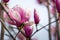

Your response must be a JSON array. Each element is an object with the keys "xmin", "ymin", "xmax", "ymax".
[
  {"xmin": 2, "ymin": 0, "xmax": 9, "ymax": 3},
  {"xmin": 50, "ymin": 2, "xmax": 55, "ymax": 15},
  {"xmin": 13, "ymin": 6, "xmax": 30, "ymax": 23},
  {"xmin": 34, "ymin": 9, "xmax": 40, "ymax": 24},
  {"xmin": 4, "ymin": 6, "xmax": 30, "ymax": 27},
  {"xmin": 23, "ymin": 25, "xmax": 33, "ymax": 38},
  {"xmin": 51, "ymin": 0, "xmax": 56, "ymax": 3},
  {"xmin": 56, "ymin": 0, "xmax": 60, "ymax": 13}
]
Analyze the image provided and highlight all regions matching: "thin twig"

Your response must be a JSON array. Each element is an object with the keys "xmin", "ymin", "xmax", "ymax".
[
  {"xmin": 17, "ymin": 28, "xmax": 26, "ymax": 37},
  {"xmin": 53, "ymin": 6, "xmax": 59, "ymax": 40},
  {"xmin": 15, "ymin": 31, "xmax": 20, "ymax": 38},
  {"xmin": 0, "ymin": 3, "xmax": 13, "ymax": 21},
  {"xmin": 36, "ymin": 24, "xmax": 38, "ymax": 31},
  {"xmin": 31, "ymin": 18, "xmax": 59, "ymax": 37},
  {"xmin": 0, "ymin": 5, "xmax": 4, "ymax": 40},
  {"xmin": 4, "ymin": 34, "xmax": 10, "ymax": 37},
  {"xmin": 0, "ymin": 19, "xmax": 16, "ymax": 40},
  {"xmin": 39, "ymin": 24, "xmax": 48, "ymax": 31},
  {"xmin": 15, "ymin": 27, "xmax": 26, "ymax": 38},
  {"xmin": 47, "ymin": 0, "xmax": 52, "ymax": 40},
  {"xmin": 1, "ymin": 22, "xmax": 4, "ymax": 40}
]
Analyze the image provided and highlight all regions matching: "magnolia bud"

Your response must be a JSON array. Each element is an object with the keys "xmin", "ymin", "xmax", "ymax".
[{"xmin": 34, "ymin": 9, "xmax": 40, "ymax": 24}]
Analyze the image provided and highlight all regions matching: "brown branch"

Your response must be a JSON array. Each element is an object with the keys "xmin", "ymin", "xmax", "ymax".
[
  {"xmin": 0, "ymin": 5, "xmax": 4, "ymax": 40},
  {"xmin": 0, "ymin": 19, "xmax": 16, "ymax": 40},
  {"xmin": 0, "ymin": 3, "xmax": 13, "ymax": 21},
  {"xmin": 15, "ymin": 31, "xmax": 20, "ymax": 38},
  {"xmin": 31, "ymin": 18, "xmax": 59, "ymax": 37},
  {"xmin": 53, "ymin": 5, "xmax": 59, "ymax": 40},
  {"xmin": 47, "ymin": 0, "xmax": 52, "ymax": 40},
  {"xmin": 39, "ymin": 24, "xmax": 48, "ymax": 31},
  {"xmin": 1, "ymin": 22, "xmax": 4, "ymax": 40}
]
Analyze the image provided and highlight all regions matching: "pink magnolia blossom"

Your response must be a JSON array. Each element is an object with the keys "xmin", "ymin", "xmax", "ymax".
[
  {"xmin": 50, "ymin": 6, "xmax": 55, "ymax": 15},
  {"xmin": 13, "ymin": 6, "xmax": 30, "ymax": 23},
  {"xmin": 23, "ymin": 25, "xmax": 33, "ymax": 38},
  {"xmin": 4, "ymin": 9, "xmax": 21, "ymax": 26},
  {"xmin": 56, "ymin": 0, "xmax": 60, "ymax": 13},
  {"xmin": 4, "ymin": 6, "xmax": 30, "ymax": 27},
  {"xmin": 2, "ymin": 0, "xmax": 9, "ymax": 3},
  {"xmin": 34, "ymin": 9, "xmax": 40, "ymax": 24},
  {"xmin": 50, "ymin": 2, "xmax": 55, "ymax": 15}
]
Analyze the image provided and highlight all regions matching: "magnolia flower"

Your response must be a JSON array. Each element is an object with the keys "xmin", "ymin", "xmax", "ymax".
[
  {"xmin": 13, "ymin": 6, "xmax": 30, "ymax": 23},
  {"xmin": 23, "ymin": 25, "xmax": 33, "ymax": 38},
  {"xmin": 50, "ymin": 2, "xmax": 55, "ymax": 15},
  {"xmin": 34, "ymin": 9, "xmax": 40, "ymax": 24},
  {"xmin": 14, "ymin": 25, "xmax": 33, "ymax": 40},
  {"xmin": 50, "ymin": 6, "xmax": 55, "ymax": 15},
  {"xmin": 4, "ymin": 9, "xmax": 21, "ymax": 26},
  {"xmin": 2, "ymin": 0, "xmax": 9, "ymax": 3},
  {"xmin": 4, "ymin": 6, "xmax": 31, "ymax": 27},
  {"xmin": 56, "ymin": 0, "xmax": 60, "ymax": 13}
]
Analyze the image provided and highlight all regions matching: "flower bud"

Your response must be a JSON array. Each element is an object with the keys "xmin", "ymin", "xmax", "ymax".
[{"xmin": 34, "ymin": 9, "xmax": 40, "ymax": 24}]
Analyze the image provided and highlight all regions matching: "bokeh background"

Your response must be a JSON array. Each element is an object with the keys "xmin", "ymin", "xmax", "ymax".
[{"xmin": 0, "ymin": 0, "xmax": 56, "ymax": 40}]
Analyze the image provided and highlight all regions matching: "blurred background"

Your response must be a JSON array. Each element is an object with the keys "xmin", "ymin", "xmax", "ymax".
[{"xmin": 0, "ymin": 0, "xmax": 56, "ymax": 40}]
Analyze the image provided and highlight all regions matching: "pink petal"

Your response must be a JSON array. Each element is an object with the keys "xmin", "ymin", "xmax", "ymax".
[
  {"xmin": 56, "ymin": 0, "xmax": 60, "ymax": 13},
  {"xmin": 34, "ymin": 9, "xmax": 40, "ymax": 24},
  {"xmin": 13, "ymin": 6, "xmax": 26, "ymax": 23},
  {"xmin": 23, "ymin": 25, "xmax": 33, "ymax": 38},
  {"xmin": 8, "ymin": 9, "xmax": 21, "ymax": 23},
  {"xmin": 3, "ymin": 12, "xmax": 16, "ymax": 25}
]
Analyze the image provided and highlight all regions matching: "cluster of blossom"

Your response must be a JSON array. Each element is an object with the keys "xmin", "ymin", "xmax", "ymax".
[
  {"xmin": 2, "ymin": 0, "xmax": 40, "ymax": 40},
  {"xmin": 1, "ymin": 0, "xmax": 60, "ymax": 40}
]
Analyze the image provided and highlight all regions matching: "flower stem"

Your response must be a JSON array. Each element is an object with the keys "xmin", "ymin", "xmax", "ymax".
[
  {"xmin": 31, "ymin": 18, "xmax": 59, "ymax": 37},
  {"xmin": 0, "ymin": 19, "xmax": 16, "ymax": 40},
  {"xmin": 0, "ymin": 5, "xmax": 4, "ymax": 40},
  {"xmin": 47, "ymin": 0, "xmax": 52, "ymax": 40},
  {"xmin": 57, "ymin": 14, "xmax": 60, "ymax": 40},
  {"xmin": 39, "ymin": 24, "xmax": 48, "ymax": 31},
  {"xmin": 1, "ymin": 22, "xmax": 4, "ymax": 40},
  {"xmin": 36, "ymin": 24, "xmax": 38, "ymax": 31},
  {"xmin": 53, "ymin": 6, "xmax": 59, "ymax": 40},
  {"xmin": 26, "ymin": 37, "xmax": 31, "ymax": 40}
]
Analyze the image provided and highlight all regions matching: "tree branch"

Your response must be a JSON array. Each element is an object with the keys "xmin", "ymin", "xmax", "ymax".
[
  {"xmin": 31, "ymin": 18, "xmax": 59, "ymax": 37},
  {"xmin": 47, "ymin": 0, "xmax": 52, "ymax": 40},
  {"xmin": 0, "ymin": 19, "xmax": 16, "ymax": 40}
]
